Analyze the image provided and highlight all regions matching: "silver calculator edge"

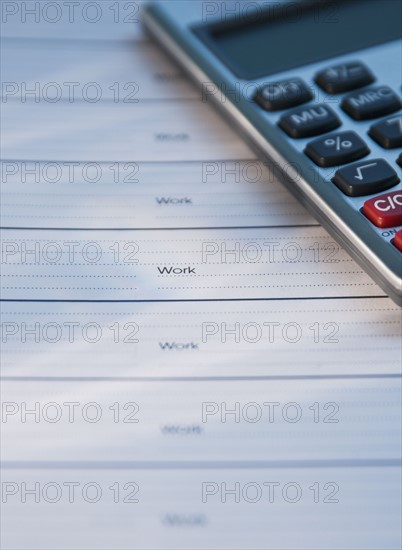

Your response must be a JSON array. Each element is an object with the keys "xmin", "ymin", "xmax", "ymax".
[{"xmin": 142, "ymin": 2, "xmax": 402, "ymax": 306}]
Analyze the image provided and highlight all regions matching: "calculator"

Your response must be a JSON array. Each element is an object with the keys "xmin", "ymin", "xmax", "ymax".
[{"xmin": 143, "ymin": 0, "xmax": 402, "ymax": 305}]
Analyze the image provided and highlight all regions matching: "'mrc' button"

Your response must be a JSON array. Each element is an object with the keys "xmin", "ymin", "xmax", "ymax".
[
  {"xmin": 362, "ymin": 190, "xmax": 402, "ymax": 228},
  {"xmin": 342, "ymin": 86, "xmax": 401, "ymax": 120}
]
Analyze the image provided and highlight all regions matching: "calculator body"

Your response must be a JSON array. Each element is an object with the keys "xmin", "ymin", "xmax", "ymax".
[{"xmin": 142, "ymin": 0, "xmax": 402, "ymax": 305}]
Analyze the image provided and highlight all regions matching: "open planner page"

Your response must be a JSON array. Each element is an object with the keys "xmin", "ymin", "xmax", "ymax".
[{"xmin": 1, "ymin": 2, "xmax": 401, "ymax": 549}]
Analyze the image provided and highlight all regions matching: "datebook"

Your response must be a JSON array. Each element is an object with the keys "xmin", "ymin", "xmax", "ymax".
[{"xmin": 0, "ymin": 2, "xmax": 401, "ymax": 549}]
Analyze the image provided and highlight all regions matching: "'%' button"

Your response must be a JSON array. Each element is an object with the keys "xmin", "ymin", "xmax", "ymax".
[{"xmin": 362, "ymin": 190, "xmax": 402, "ymax": 228}]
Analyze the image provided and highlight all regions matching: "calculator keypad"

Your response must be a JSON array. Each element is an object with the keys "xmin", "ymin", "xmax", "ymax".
[
  {"xmin": 253, "ymin": 46, "xmax": 402, "ymax": 257},
  {"xmin": 254, "ymin": 78, "xmax": 312, "ymax": 111},
  {"xmin": 341, "ymin": 86, "xmax": 402, "ymax": 120},
  {"xmin": 332, "ymin": 159, "xmax": 400, "ymax": 197},
  {"xmin": 305, "ymin": 131, "xmax": 369, "ymax": 167},
  {"xmin": 278, "ymin": 104, "xmax": 341, "ymax": 138},
  {"xmin": 368, "ymin": 115, "xmax": 402, "ymax": 149},
  {"xmin": 315, "ymin": 61, "xmax": 375, "ymax": 94}
]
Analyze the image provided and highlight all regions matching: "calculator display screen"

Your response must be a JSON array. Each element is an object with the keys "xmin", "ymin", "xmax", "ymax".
[{"xmin": 196, "ymin": 0, "xmax": 402, "ymax": 79}]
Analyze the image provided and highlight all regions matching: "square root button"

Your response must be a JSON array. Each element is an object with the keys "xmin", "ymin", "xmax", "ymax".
[
  {"xmin": 332, "ymin": 159, "xmax": 400, "ymax": 197},
  {"xmin": 362, "ymin": 190, "xmax": 402, "ymax": 228}
]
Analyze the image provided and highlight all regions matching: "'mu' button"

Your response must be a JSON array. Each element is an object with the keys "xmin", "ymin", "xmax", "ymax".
[{"xmin": 278, "ymin": 104, "xmax": 341, "ymax": 138}]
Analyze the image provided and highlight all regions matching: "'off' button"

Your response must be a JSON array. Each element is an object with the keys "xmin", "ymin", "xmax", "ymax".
[{"xmin": 362, "ymin": 190, "xmax": 402, "ymax": 228}]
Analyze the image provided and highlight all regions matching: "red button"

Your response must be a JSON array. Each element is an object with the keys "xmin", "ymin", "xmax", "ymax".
[
  {"xmin": 393, "ymin": 230, "xmax": 402, "ymax": 252},
  {"xmin": 362, "ymin": 190, "xmax": 402, "ymax": 228}
]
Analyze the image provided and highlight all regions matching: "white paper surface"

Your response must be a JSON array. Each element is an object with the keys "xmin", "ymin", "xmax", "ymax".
[{"xmin": 1, "ymin": 4, "xmax": 401, "ymax": 549}]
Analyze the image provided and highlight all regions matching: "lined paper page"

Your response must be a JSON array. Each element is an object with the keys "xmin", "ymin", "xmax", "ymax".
[{"xmin": 1, "ymin": 4, "xmax": 401, "ymax": 550}]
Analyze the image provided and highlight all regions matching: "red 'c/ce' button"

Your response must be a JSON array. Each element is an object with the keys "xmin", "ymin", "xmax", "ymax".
[
  {"xmin": 362, "ymin": 190, "xmax": 402, "ymax": 228},
  {"xmin": 393, "ymin": 230, "xmax": 402, "ymax": 252}
]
